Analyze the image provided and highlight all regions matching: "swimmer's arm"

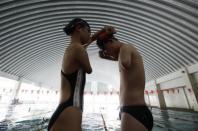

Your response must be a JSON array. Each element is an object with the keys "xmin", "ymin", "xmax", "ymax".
[
  {"xmin": 89, "ymin": 26, "xmax": 116, "ymax": 45},
  {"xmin": 84, "ymin": 26, "xmax": 116, "ymax": 49},
  {"xmin": 75, "ymin": 46, "xmax": 92, "ymax": 74},
  {"xmin": 83, "ymin": 32, "xmax": 102, "ymax": 49}
]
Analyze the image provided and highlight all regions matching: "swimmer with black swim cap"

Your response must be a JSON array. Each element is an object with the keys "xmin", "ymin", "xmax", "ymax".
[{"xmin": 48, "ymin": 18, "xmax": 96, "ymax": 131}]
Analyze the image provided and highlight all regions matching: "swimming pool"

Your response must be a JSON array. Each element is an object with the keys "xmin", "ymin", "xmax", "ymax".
[{"xmin": 1, "ymin": 107, "xmax": 198, "ymax": 131}]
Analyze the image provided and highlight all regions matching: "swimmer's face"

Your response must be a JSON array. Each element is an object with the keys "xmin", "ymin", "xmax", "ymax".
[
  {"xmin": 79, "ymin": 26, "xmax": 91, "ymax": 44},
  {"xmin": 104, "ymin": 38, "xmax": 119, "ymax": 56}
]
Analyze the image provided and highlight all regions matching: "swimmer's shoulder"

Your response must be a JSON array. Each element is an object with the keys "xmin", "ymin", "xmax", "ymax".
[
  {"xmin": 66, "ymin": 43, "xmax": 85, "ymax": 54},
  {"xmin": 120, "ymin": 43, "xmax": 142, "ymax": 61},
  {"xmin": 121, "ymin": 43, "xmax": 137, "ymax": 51},
  {"xmin": 122, "ymin": 43, "xmax": 141, "ymax": 56}
]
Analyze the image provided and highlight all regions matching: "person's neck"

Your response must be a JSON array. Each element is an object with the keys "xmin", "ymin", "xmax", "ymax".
[{"xmin": 70, "ymin": 34, "xmax": 81, "ymax": 45}]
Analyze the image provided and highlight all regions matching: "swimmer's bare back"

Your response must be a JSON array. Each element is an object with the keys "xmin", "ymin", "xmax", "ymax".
[{"xmin": 119, "ymin": 44, "xmax": 146, "ymax": 107}]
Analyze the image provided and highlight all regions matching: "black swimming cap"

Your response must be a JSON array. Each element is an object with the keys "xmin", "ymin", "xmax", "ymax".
[{"xmin": 63, "ymin": 18, "xmax": 90, "ymax": 36}]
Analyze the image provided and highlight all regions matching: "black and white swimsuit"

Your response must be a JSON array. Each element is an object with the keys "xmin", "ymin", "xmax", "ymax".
[{"xmin": 48, "ymin": 69, "xmax": 86, "ymax": 131}]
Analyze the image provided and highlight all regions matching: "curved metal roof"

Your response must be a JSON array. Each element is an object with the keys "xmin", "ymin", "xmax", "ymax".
[{"xmin": 0, "ymin": 0, "xmax": 198, "ymax": 88}]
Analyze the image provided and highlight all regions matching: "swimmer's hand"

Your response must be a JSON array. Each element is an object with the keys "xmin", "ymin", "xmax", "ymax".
[
  {"xmin": 84, "ymin": 26, "xmax": 116, "ymax": 49},
  {"xmin": 83, "ymin": 43, "xmax": 89, "ymax": 49},
  {"xmin": 83, "ymin": 37, "xmax": 95, "ymax": 49},
  {"xmin": 91, "ymin": 26, "xmax": 116, "ymax": 41},
  {"xmin": 103, "ymin": 26, "xmax": 116, "ymax": 34},
  {"xmin": 83, "ymin": 33, "xmax": 101, "ymax": 49}
]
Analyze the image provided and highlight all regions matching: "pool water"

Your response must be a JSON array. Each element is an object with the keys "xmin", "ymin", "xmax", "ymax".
[{"xmin": 0, "ymin": 107, "xmax": 198, "ymax": 131}]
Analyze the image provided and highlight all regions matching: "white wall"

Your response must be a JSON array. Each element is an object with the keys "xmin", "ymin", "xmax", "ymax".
[
  {"xmin": 159, "ymin": 77, "xmax": 185, "ymax": 89},
  {"xmin": 163, "ymin": 87, "xmax": 189, "ymax": 109},
  {"xmin": 191, "ymin": 72, "xmax": 198, "ymax": 89},
  {"xmin": 0, "ymin": 77, "xmax": 17, "ymax": 121},
  {"xmin": 159, "ymin": 77, "xmax": 189, "ymax": 109},
  {"xmin": 148, "ymin": 93, "xmax": 158, "ymax": 107},
  {"xmin": 145, "ymin": 63, "xmax": 198, "ymax": 111}
]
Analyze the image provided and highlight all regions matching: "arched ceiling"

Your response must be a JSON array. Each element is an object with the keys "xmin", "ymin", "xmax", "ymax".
[{"xmin": 0, "ymin": 0, "xmax": 198, "ymax": 88}]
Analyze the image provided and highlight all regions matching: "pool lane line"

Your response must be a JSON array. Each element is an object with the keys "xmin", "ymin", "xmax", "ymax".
[{"xmin": 99, "ymin": 109, "xmax": 108, "ymax": 131}]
